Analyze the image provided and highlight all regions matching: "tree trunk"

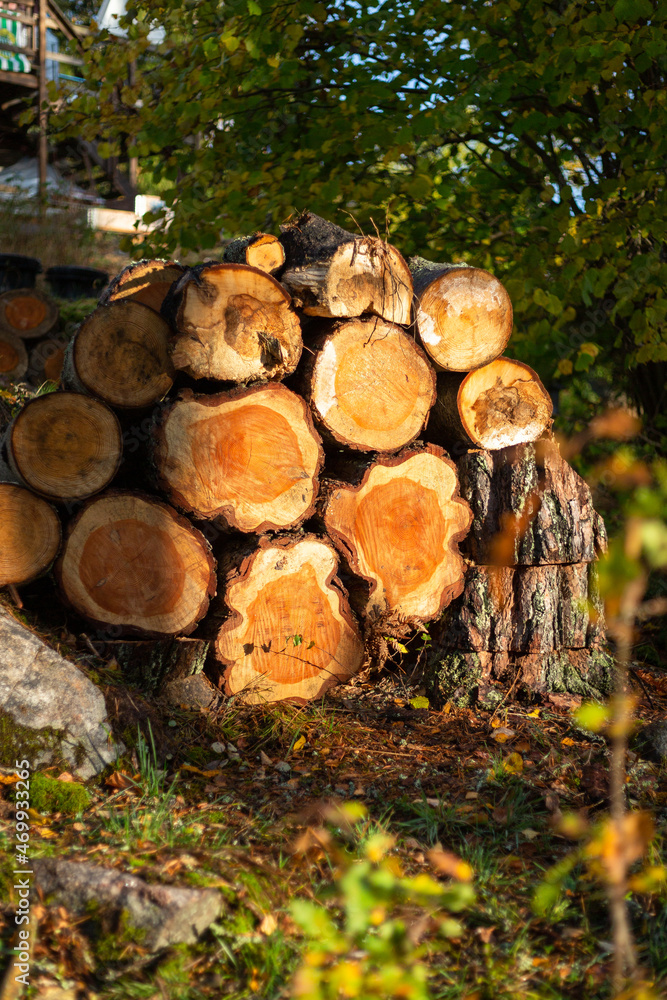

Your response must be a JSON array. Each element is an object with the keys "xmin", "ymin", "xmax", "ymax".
[
  {"xmin": 4, "ymin": 391, "xmax": 123, "ymax": 502},
  {"xmin": 62, "ymin": 301, "xmax": 174, "ymax": 410},
  {"xmin": 0, "ymin": 331, "xmax": 28, "ymax": 384},
  {"xmin": 213, "ymin": 533, "xmax": 364, "ymax": 704},
  {"xmin": 98, "ymin": 259, "xmax": 186, "ymax": 313},
  {"xmin": 0, "ymin": 288, "xmax": 58, "ymax": 340},
  {"xmin": 55, "ymin": 491, "xmax": 216, "ymax": 638},
  {"xmin": 298, "ymin": 317, "xmax": 436, "ymax": 452},
  {"xmin": 224, "ymin": 233, "xmax": 285, "ymax": 274},
  {"xmin": 427, "ymin": 358, "xmax": 553, "ymax": 451},
  {"xmin": 410, "ymin": 257, "xmax": 512, "ymax": 371},
  {"xmin": 458, "ymin": 439, "xmax": 607, "ymax": 565},
  {"xmin": 0, "ymin": 482, "xmax": 61, "ymax": 586},
  {"xmin": 322, "ymin": 443, "xmax": 472, "ymax": 622},
  {"xmin": 279, "ymin": 211, "xmax": 413, "ymax": 324},
  {"xmin": 152, "ymin": 383, "xmax": 323, "ymax": 532},
  {"xmin": 100, "ymin": 637, "xmax": 210, "ymax": 693},
  {"xmin": 435, "ymin": 562, "xmax": 605, "ymax": 652},
  {"xmin": 162, "ymin": 262, "xmax": 302, "ymax": 383}
]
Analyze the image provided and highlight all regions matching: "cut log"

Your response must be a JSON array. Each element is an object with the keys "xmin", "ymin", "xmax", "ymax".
[
  {"xmin": 0, "ymin": 482, "xmax": 62, "ymax": 586},
  {"xmin": 224, "ymin": 233, "xmax": 285, "ymax": 274},
  {"xmin": 4, "ymin": 391, "xmax": 122, "ymax": 501},
  {"xmin": 214, "ymin": 534, "xmax": 364, "ymax": 704},
  {"xmin": 153, "ymin": 383, "xmax": 323, "ymax": 532},
  {"xmin": 435, "ymin": 562, "xmax": 605, "ymax": 653},
  {"xmin": 163, "ymin": 262, "xmax": 302, "ymax": 383},
  {"xmin": 279, "ymin": 211, "xmax": 413, "ymax": 324},
  {"xmin": 428, "ymin": 358, "xmax": 553, "ymax": 450},
  {"xmin": 55, "ymin": 491, "xmax": 216, "ymax": 637},
  {"xmin": 100, "ymin": 637, "xmax": 210, "ymax": 692},
  {"xmin": 301, "ymin": 317, "xmax": 436, "ymax": 452},
  {"xmin": 458, "ymin": 439, "xmax": 608, "ymax": 565},
  {"xmin": 98, "ymin": 259, "xmax": 186, "ymax": 313},
  {"xmin": 62, "ymin": 300, "xmax": 174, "ymax": 409},
  {"xmin": 0, "ymin": 288, "xmax": 58, "ymax": 340},
  {"xmin": 0, "ymin": 330, "xmax": 28, "ymax": 383},
  {"xmin": 28, "ymin": 337, "xmax": 66, "ymax": 385},
  {"xmin": 322, "ymin": 444, "xmax": 472, "ymax": 621},
  {"xmin": 410, "ymin": 258, "xmax": 512, "ymax": 371}
]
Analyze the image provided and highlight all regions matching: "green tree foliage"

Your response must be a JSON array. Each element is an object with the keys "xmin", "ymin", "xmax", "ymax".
[{"xmin": 54, "ymin": 0, "xmax": 667, "ymax": 433}]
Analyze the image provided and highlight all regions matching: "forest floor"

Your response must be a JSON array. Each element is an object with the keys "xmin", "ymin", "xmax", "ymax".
[{"xmin": 1, "ymin": 634, "xmax": 666, "ymax": 1000}]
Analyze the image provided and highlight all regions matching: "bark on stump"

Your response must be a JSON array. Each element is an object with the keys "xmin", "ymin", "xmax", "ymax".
[
  {"xmin": 4, "ymin": 391, "xmax": 123, "ymax": 501},
  {"xmin": 280, "ymin": 211, "xmax": 412, "ymax": 324},
  {"xmin": 410, "ymin": 258, "xmax": 512, "ymax": 371},
  {"xmin": 0, "ymin": 331, "xmax": 28, "ymax": 384},
  {"xmin": 300, "ymin": 317, "xmax": 436, "ymax": 452},
  {"xmin": 102, "ymin": 637, "xmax": 210, "ymax": 693},
  {"xmin": 163, "ymin": 262, "xmax": 302, "ymax": 383},
  {"xmin": 0, "ymin": 482, "xmax": 62, "ymax": 586},
  {"xmin": 322, "ymin": 444, "xmax": 472, "ymax": 622},
  {"xmin": 0, "ymin": 288, "xmax": 58, "ymax": 340},
  {"xmin": 55, "ymin": 491, "xmax": 216, "ymax": 637},
  {"xmin": 63, "ymin": 301, "xmax": 174, "ymax": 409},
  {"xmin": 214, "ymin": 534, "xmax": 364, "ymax": 704},
  {"xmin": 153, "ymin": 383, "xmax": 323, "ymax": 532},
  {"xmin": 224, "ymin": 233, "xmax": 285, "ymax": 274},
  {"xmin": 428, "ymin": 358, "xmax": 553, "ymax": 451},
  {"xmin": 99, "ymin": 260, "xmax": 186, "ymax": 313}
]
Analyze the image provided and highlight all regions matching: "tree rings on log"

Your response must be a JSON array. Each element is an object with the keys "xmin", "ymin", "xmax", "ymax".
[
  {"xmin": 164, "ymin": 262, "xmax": 302, "ymax": 383},
  {"xmin": 224, "ymin": 233, "xmax": 285, "ymax": 274},
  {"xmin": 63, "ymin": 301, "xmax": 174, "ymax": 409},
  {"xmin": 280, "ymin": 211, "xmax": 413, "ymax": 324},
  {"xmin": 216, "ymin": 534, "xmax": 364, "ymax": 704},
  {"xmin": 98, "ymin": 259, "xmax": 185, "ymax": 313},
  {"xmin": 56, "ymin": 491, "xmax": 216, "ymax": 637},
  {"xmin": 0, "ymin": 483, "xmax": 62, "ymax": 586},
  {"xmin": 0, "ymin": 331, "xmax": 28, "ymax": 384},
  {"xmin": 5, "ymin": 392, "xmax": 122, "ymax": 501},
  {"xmin": 0, "ymin": 288, "xmax": 59, "ymax": 340},
  {"xmin": 323, "ymin": 444, "xmax": 472, "ymax": 621},
  {"xmin": 304, "ymin": 317, "xmax": 436, "ymax": 452},
  {"xmin": 28, "ymin": 338, "xmax": 66, "ymax": 385},
  {"xmin": 435, "ymin": 562, "xmax": 605, "ymax": 653},
  {"xmin": 410, "ymin": 258, "xmax": 512, "ymax": 371},
  {"xmin": 153, "ymin": 384, "xmax": 323, "ymax": 531},
  {"xmin": 459, "ymin": 440, "xmax": 608, "ymax": 565},
  {"xmin": 429, "ymin": 358, "xmax": 553, "ymax": 450}
]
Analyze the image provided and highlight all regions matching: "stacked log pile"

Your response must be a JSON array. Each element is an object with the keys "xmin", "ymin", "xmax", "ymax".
[{"xmin": 0, "ymin": 211, "xmax": 610, "ymax": 705}]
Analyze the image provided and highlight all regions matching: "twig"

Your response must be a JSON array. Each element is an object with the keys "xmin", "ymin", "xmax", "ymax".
[{"xmin": 7, "ymin": 584, "xmax": 23, "ymax": 609}]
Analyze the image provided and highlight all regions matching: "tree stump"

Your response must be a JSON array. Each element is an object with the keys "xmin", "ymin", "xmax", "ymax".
[
  {"xmin": 153, "ymin": 383, "xmax": 323, "ymax": 531},
  {"xmin": 280, "ymin": 211, "xmax": 412, "ymax": 324},
  {"xmin": 63, "ymin": 301, "xmax": 174, "ymax": 409},
  {"xmin": 322, "ymin": 444, "xmax": 472, "ymax": 621},
  {"xmin": 163, "ymin": 262, "xmax": 302, "ymax": 383},
  {"xmin": 99, "ymin": 259, "xmax": 186, "ymax": 313},
  {"xmin": 56, "ymin": 491, "xmax": 216, "ymax": 637},
  {"xmin": 4, "ymin": 392, "xmax": 123, "ymax": 501},
  {"xmin": 427, "ymin": 358, "xmax": 553, "ymax": 450},
  {"xmin": 0, "ymin": 288, "xmax": 58, "ymax": 340},
  {"xmin": 410, "ymin": 258, "xmax": 512, "ymax": 371},
  {"xmin": 223, "ymin": 233, "xmax": 285, "ymax": 274},
  {"xmin": 214, "ymin": 534, "xmax": 364, "ymax": 704},
  {"xmin": 300, "ymin": 317, "xmax": 436, "ymax": 452},
  {"xmin": 0, "ymin": 483, "xmax": 62, "ymax": 586}
]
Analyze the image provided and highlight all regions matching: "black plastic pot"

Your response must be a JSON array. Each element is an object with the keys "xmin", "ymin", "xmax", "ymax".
[
  {"xmin": 45, "ymin": 265, "xmax": 109, "ymax": 300},
  {"xmin": 0, "ymin": 254, "xmax": 42, "ymax": 292}
]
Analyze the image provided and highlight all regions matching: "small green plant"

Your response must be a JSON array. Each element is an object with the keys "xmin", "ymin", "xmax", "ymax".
[{"xmin": 25, "ymin": 773, "xmax": 90, "ymax": 815}]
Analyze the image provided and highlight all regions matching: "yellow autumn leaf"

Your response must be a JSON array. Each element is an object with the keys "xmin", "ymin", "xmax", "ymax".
[
  {"xmin": 503, "ymin": 753, "xmax": 524, "ymax": 774},
  {"xmin": 528, "ymin": 708, "xmax": 540, "ymax": 717},
  {"xmin": 493, "ymin": 731, "xmax": 511, "ymax": 743},
  {"xmin": 561, "ymin": 737, "xmax": 576, "ymax": 746},
  {"xmin": 292, "ymin": 735, "xmax": 306, "ymax": 753}
]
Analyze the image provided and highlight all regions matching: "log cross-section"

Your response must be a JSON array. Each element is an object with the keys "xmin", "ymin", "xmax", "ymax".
[
  {"xmin": 0, "ymin": 482, "xmax": 62, "ymax": 586},
  {"xmin": 323, "ymin": 444, "xmax": 473, "ymax": 622},
  {"xmin": 153, "ymin": 383, "xmax": 324, "ymax": 532},
  {"xmin": 56, "ymin": 491, "xmax": 216, "ymax": 637},
  {"xmin": 216, "ymin": 534, "xmax": 364, "ymax": 704},
  {"xmin": 0, "ymin": 288, "xmax": 59, "ymax": 340},
  {"xmin": 98, "ymin": 259, "xmax": 186, "ymax": 313}
]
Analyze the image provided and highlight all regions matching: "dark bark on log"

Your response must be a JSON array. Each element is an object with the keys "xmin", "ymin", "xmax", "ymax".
[
  {"xmin": 213, "ymin": 532, "xmax": 364, "ymax": 704},
  {"xmin": 458, "ymin": 439, "xmax": 607, "ymax": 565},
  {"xmin": 0, "ymin": 288, "xmax": 58, "ymax": 340},
  {"xmin": 279, "ymin": 211, "xmax": 413, "ymax": 324},
  {"xmin": 101, "ymin": 637, "xmax": 210, "ymax": 693},
  {"xmin": 98, "ymin": 259, "xmax": 185, "ymax": 313},
  {"xmin": 435, "ymin": 562, "xmax": 605, "ymax": 652},
  {"xmin": 223, "ymin": 233, "xmax": 285, "ymax": 274}
]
